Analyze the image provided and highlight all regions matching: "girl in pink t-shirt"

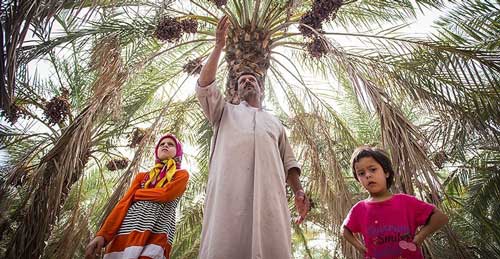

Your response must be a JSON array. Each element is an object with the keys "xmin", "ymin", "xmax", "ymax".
[{"xmin": 342, "ymin": 146, "xmax": 448, "ymax": 259}]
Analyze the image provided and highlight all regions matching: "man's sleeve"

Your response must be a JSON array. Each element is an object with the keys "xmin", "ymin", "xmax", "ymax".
[
  {"xmin": 195, "ymin": 80, "xmax": 225, "ymax": 127},
  {"xmin": 279, "ymin": 128, "xmax": 300, "ymax": 179}
]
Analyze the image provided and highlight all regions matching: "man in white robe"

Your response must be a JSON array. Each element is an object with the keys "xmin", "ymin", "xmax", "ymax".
[{"xmin": 196, "ymin": 16, "xmax": 310, "ymax": 259}]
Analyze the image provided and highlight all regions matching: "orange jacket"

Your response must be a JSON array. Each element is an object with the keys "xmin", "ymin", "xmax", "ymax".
[{"xmin": 96, "ymin": 169, "xmax": 189, "ymax": 243}]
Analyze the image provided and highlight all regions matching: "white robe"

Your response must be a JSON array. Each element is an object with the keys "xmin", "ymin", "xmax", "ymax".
[{"xmin": 196, "ymin": 81, "xmax": 300, "ymax": 259}]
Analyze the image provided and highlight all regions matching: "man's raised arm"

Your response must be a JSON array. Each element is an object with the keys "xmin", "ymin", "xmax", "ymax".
[
  {"xmin": 198, "ymin": 16, "xmax": 229, "ymax": 87},
  {"xmin": 196, "ymin": 16, "xmax": 230, "ymax": 126}
]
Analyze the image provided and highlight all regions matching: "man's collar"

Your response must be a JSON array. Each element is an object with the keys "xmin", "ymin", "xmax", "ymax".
[{"xmin": 240, "ymin": 100, "xmax": 263, "ymax": 110}]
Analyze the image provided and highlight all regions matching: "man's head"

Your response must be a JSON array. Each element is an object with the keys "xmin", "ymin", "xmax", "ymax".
[{"xmin": 236, "ymin": 72, "xmax": 264, "ymax": 105}]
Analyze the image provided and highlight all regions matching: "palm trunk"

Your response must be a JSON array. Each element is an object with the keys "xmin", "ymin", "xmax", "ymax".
[
  {"xmin": 224, "ymin": 25, "xmax": 271, "ymax": 104},
  {"xmin": 42, "ymin": 207, "xmax": 91, "ymax": 259}
]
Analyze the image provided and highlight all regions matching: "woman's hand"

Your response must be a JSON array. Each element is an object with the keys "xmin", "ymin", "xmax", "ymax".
[{"xmin": 85, "ymin": 236, "xmax": 105, "ymax": 259}]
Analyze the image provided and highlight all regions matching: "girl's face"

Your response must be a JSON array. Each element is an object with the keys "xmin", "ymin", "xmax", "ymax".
[
  {"xmin": 354, "ymin": 156, "xmax": 389, "ymax": 196},
  {"xmin": 157, "ymin": 137, "xmax": 177, "ymax": 161}
]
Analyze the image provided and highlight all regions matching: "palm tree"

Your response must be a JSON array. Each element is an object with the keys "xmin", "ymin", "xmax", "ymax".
[{"xmin": 1, "ymin": 0, "xmax": 498, "ymax": 258}]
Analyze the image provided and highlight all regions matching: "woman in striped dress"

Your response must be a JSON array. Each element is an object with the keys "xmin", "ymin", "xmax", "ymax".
[{"xmin": 85, "ymin": 134, "xmax": 189, "ymax": 259}]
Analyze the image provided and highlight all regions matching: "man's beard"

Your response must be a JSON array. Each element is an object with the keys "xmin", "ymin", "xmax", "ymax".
[{"xmin": 239, "ymin": 82, "xmax": 258, "ymax": 99}]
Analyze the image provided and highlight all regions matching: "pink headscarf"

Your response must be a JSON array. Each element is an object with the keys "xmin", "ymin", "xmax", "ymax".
[{"xmin": 154, "ymin": 133, "xmax": 183, "ymax": 168}]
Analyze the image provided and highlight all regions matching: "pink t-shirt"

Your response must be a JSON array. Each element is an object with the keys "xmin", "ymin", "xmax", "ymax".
[{"xmin": 343, "ymin": 194, "xmax": 435, "ymax": 259}]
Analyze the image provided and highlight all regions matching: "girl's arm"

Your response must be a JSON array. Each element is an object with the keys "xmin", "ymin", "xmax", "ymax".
[
  {"xmin": 413, "ymin": 207, "xmax": 449, "ymax": 246},
  {"xmin": 342, "ymin": 226, "xmax": 367, "ymax": 253},
  {"xmin": 133, "ymin": 170, "xmax": 189, "ymax": 203}
]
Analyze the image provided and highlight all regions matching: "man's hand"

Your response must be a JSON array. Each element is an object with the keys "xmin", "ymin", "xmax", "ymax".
[
  {"xmin": 198, "ymin": 15, "xmax": 231, "ymax": 86},
  {"xmin": 215, "ymin": 16, "xmax": 230, "ymax": 50},
  {"xmin": 85, "ymin": 236, "xmax": 105, "ymax": 259},
  {"xmin": 294, "ymin": 190, "xmax": 310, "ymax": 224}
]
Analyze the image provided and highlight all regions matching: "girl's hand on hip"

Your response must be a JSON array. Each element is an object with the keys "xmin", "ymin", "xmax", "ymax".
[{"xmin": 413, "ymin": 232, "xmax": 425, "ymax": 247}]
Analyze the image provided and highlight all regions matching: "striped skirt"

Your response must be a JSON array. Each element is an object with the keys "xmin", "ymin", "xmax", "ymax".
[{"xmin": 104, "ymin": 199, "xmax": 179, "ymax": 259}]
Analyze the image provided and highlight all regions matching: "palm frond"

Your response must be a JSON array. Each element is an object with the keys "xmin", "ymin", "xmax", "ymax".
[{"xmin": 434, "ymin": 0, "xmax": 500, "ymax": 50}]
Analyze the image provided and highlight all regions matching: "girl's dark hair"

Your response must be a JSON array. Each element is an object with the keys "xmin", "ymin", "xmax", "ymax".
[{"xmin": 350, "ymin": 146, "xmax": 395, "ymax": 189}]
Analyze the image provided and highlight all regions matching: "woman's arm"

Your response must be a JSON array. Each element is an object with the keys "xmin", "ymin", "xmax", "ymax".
[
  {"xmin": 85, "ymin": 174, "xmax": 144, "ymax": 258},
  {"xmin": 133, "ymin": 170, "xmax": 189, "ymax": 203},
  {"xmin": 95, "ymin": 173, "xmax": 144, "ymax": 242}
]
